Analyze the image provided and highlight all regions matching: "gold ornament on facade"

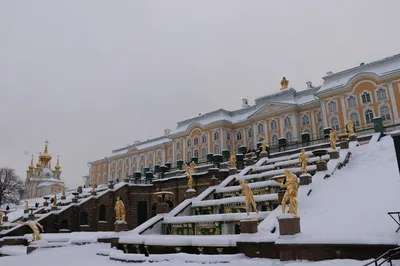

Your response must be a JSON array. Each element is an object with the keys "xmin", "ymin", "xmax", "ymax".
[
  {"xmin": 230, "ymin": 154, "xmax": 237, "ymax": 169},
  {"xmin": 36, "ymin": 153, "xmax": 42, "ymax": 168},
  {"xmin": 53, "ymin": 194, "xmax": 57, "ymax": 206},
  {"xmin": 239, "ymin": 180, "xmax": 259, "ymax": 216},
  {"xmin": 298, "ymin": 149, "xmax": 309, "ymax": 174},
  {"xmin": 346, "ymin": 118, "xmax": 355, "ymax": 136},
  {"xmin": 39, "ymin": 140, "xmax": 52, "ymax": 167},
  {"xmin": 25, "ymin": 200, "xmax": 29, "ymax": 210},
  {"xmin": 54, "ymin": 155, "xmax": 61, "ymax": 171},
  {"xmin": 329, "ymin": 130, "xmax": 339, "ymax": 150},
  {"xmin": 185, "ymin": 162, "xmax": 196, "ymax": 190},
  {"xmin": 281, "ymin": 169, "xmax": 299, "ymax": 216},
  {"xmin": 114, "ymin": 197, "xmax": 126, "ymax": 222},
  {"xmin": 280, "ymin": 77, "xmax": 289, "ymax": 90},
  {"xmin": 261, "ymin": 139, "xmax": 267, "ymax": 153},
  {"xmin": 19, "ymin": 221, "xmax": 44, "ymax": 241},
  {"xmin": 28, "ymin": 155, "xmax": 35, "ymax": 171},
  {"xmin": 62, "ymin": 187, "xmax": 66, "ymax": 197}
]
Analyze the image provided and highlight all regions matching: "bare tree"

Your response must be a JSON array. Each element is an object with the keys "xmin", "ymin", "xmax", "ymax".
[{"xmin": 0, "ymin": 167, "xmax": 24, "ymax": 207}]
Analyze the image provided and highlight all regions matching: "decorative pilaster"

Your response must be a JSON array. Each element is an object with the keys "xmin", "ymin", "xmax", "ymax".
[
  {"xmin": 310, "ymin": 111, "xmax": 316, "ymax": 136},
  {"xmin": 320, "ymin": 101, "xmax": 328, "ymax": 128},
  {"xmin": 387, "ymin": 82, "xmax": 400, "ymax": 123},
  {"xmin": 292, "ymin": 113, "xmax": 299, "ymax": 142}
]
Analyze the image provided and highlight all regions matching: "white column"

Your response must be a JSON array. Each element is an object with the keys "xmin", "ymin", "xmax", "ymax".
[
  {"xmin": 183, "ymin": 137, "xmax": 186, "ymax": 162},
  {"xmin": 341, "ymin": 97, "xmax": 348, "ymax": 128},
  {"xmin": 310, "ymin": 111, "xmax": 316, "ymax": 136},
  {"xmin": 220, "ymin": 128, "xmax": 224, "ymax": 150},
  {"xmin": 264, "ymin": 120, "xmax": 269, "ymax": 141},
  {"xmin": 279, "ymin": 116, "xmax": 285, "ymax": 137},
  {"xmin": 172, "ymin": 140, "xmax": 176, "ymax": 163},
  {"xmin": 208, "ymin": 132, "xmax": 211, "ymax": 153},
  {"xmin": 243, "ymin": 127, "xmax": 247, "ymax": 146},
  {"xmin": 293, "ymin": 113, "xmax": 299, "ymax": 141},
  {"xmin": 253, "ymin": 123, "xmax": 257, "ymax": 145},
  {"xmin": 320, "ymin": 101, "xmax": 328, "ymax": 128},
  {"xmin": 388, "ymin": 82, "xmax": 400, "ymax": 122},
  {"xmin": 162, "ymin": 146, "xmax": 166, "ymax": 164}
]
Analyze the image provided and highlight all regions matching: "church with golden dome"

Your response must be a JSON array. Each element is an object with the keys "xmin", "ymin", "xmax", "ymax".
[{"xmin": 24, "ymin": 141, "xmax": 65, "ymax": 199}]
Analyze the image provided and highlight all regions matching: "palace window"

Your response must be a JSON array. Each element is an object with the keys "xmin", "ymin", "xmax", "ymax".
[
  {"xmin": 149, "ymin": 153, "xmax": 153, "ymax": 160},
  {"xmin": 176, "ymin": 141, "xmax": 181, "ymax": 150},
  {"xmin": 284, "ymin": 117, "xmax": 291, "ymax": 127},
  {"xmin": 248, "ymin": 128, "xmax": 253, "ymax": 138},
  {"xmin": 316, "ymin": 111, "xmax": 321, "ymax": 122},
  {"xmin": 319, "ymin": 126, "xmax": 324, "ymax": 138},
  {"xmin": 347, "ymin": 96, "xmax": 357, "ymax": 108},
  {"xmin": 236, "ymin": 131, "xmax": 242, "ymax": 140},
  {"xmin": 257, "ymin": 124, "xmax": 264, "ymax": 134},
  {"xmin": 194, "ymin": 149, "xmax": 199, "ymax": 158},
  {"xmin": 272, "ymin": 135, "xmax": 278, "ymax": 146},
  {"xmin": 302, "ymin": 115, "xmax": 310, "ymax": 126},
  {"xmin": 365, "ymin": 110, "xmax": 374, "ymax": 124},
  {"xmin": 187, "ymin": 139, "xmax": 192, "ymax": 147},
  {"xmin": 168, "ymin": 148, "xmax": 172, "ymax": 155},
  {"xmin": 377, "ymin": 88, "xmax": 388, "ymax": 101},
  {"xmin": 380, "ymin": 106, "xmax": 391, "ymax": 121},
  {"xmin": 214, "ymin": 144, "xmax": 220, "ymax": 154},
  {"xmin": 214, "ymin": 131, "xmax": 219, "ymax": 141},
  {"xmin": 194, "ymin": 136, "xmax": 199, "ymax": 146},
  {"xmin": 330, "ymin": 117, "xmax": 340, "ymax": 131},
  {"xmin": 157, "ymin": 151, "xmax": 161, "ymax": 158},
  {"xmin": 350, "ymin": 113, "xmax": 361, "ymax": 127},
  {"xmin": 201, "ymin": 148, "xmax": 207, "ymax": 159},
  {"xmin": 328, "ymin": 101, "xmax": 338, "ymax": 112},
  {"xmin": 226, "ymin": 131, "xmax": 231, "ymax": 140},
  {"xmin": 227, "ymin": 145, "xmax": 231, "ymax": 152},
  {"xmin": 361, "ymin": 92, "xmax": 372, "ymax": 104},
  {"xmin": 186, "ymin": 151, "xmax": 191, "ymax": 162},
  {"xmin": 270, "ymin": 120, "xmax": 278, "ymax": 131},
  {"xmin": 201, "ymin": 135, "xmax": 207, "ymax": 143},
  {"xmin": 176, "ymin": 152, "xmax": 181, "ymax": 161},
  {"xmin": 140, "ymin": 155, "xmax": 144, "ymax": 161},
  {"xmin": 286, "ymin": 132, "xmax": 293, "ymax": 143}
]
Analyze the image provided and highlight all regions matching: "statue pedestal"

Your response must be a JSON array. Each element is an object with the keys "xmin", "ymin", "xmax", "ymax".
[
  {"xmin": 209, "ymin": 176, "xmax": 218, "ymax": 186},
  {"xmin": 299, "ymin": 174, "xmax": 312, "ymax": 185},
  {"xmin": 3, "ymin": 215, "xmax": 8, "ymax": 222},
  {"xmin": 28, "ymin": 214, "xmax": 35, "ymax": 221},
  {"xmin": 24, "ymin": 209, "xmax": 29, "ymax": 214},
  {"xmin": 114, "ymin": 221, "xmax": 128, "ymax": 232},
  {"xmin": 72, "ymin": 198, "xmax": 78, "ymax": 203},
  {"xmin": 278, "ymin": 214, "xmax": 301, "ymax": 236},
  {"xmin": 229, "ymin": 168, "xmax": 237, "ymax": 175},
  {"xmin": 108, "ymin": 184, "xmax": 114, "ymax": 189},
  {"xmin": 51, "ymin": 206, "xmax": 58, "ymax": 211},
  {"xmin": 349, "ymin": 134, "xmax": 357, "ymax": 142},
  {"xmin": 186, "ymin": 189, "xmax": 197, "ymax": 199},
  {"xmin": 156, "ymin": 202, "xmax": 169, "ymax": 214},
  {"xmin": 27, "ymin": 240, "xmax": 49, "ymax": 254},
  {"xmin": 260, "ymin": 151, "xmax": 268, "ymax": 158},
  {"xmin": 316, "ymin": 161, "xmax": 327, "ymax": 171},
  {"xmin": 245, "ymin": 159, "xmax": 255, "ymax": 166},
  {"xmin": 329, "ymin": 150, "xmax": 340, "ymax": 160},
  {"xmin": 61, "ymin": 195, "xmax": 66, "ymax": 200},
  {"xmin": 43, "ymin": 201, "xmax": 49, "ymax": 207},
  {"xmin": 340, "ymin": 140, "xmax": 349, "ymax": 149},
  {"xmin": 123, "ymin": 178, "xmax": 129, "ymax": 183},
  {"xmin": 240, "ymin": 219, "xmax": 258, "ymax": 234},
  {"xmin": 91, "ymin": 191, "xmax": 97, "ymax": 196}
]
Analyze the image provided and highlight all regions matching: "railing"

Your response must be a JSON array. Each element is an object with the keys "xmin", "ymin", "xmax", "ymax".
[{"xmin": 363, "ymin": 246, "xmax": 400, "ymax": 266}]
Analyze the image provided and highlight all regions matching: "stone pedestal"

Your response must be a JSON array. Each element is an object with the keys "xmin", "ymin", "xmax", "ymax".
[
  {"xmin": 24, "ymin": 209, "xmax": 29, "ymax": 214},
  {"xmin": 349, "ymin": 134, "xmax": 357, "ymax": 142},
  {"xmin": 108, "ymin": 184, "xmax": 114, "ymax": 189},
  {"xmin": 209, "ymin": 176, "xmax": 218, "ymax": 186},
  {"xmin": 329, "ymin": 150, "xmax": 340, "ymax": 159},
  {"xmin": 299, "ymin": 173, "xmax": 312, "ymax": 185},
  {"xmin": 340, "ymin": 140, "xmax": 349, "ymax": 149},
  {"xmin": 278, "ymin": 190, "xmax": 286, "ymax": 205},
  {"xmin": 156, "ymin": 202, "xmax": 169, "ymax": 214},
  {"xmin": 3, "ymin": 215, "xmax": 8, "ymax": 222},
  {"xmin": 260, "ymin": 151, "xmax": 268, "ymax": 158},
  {"xmin": 51, "ymin": 206, "xmax": 58, "ymax": 211},
  {"xmin": 186, "ymin": 189, "xmax": 197, "ymax": 199},
  {"xmin": 77, "ymin": 186, "xmax": 83, "ymax": 193},
  {"xmin": 245, "ymin": 159, "xmax": 254, "ymax": 166},
  {"xmin": 114, "ymin": 222, "xmax": 128, "ymax": 232},
  {"xmin": 28, "ymin": 214, "xmax": 35, "ymax": 220},
  {"xmin": 123, "ymin": 178, "xmax": 129, "ymax": 183},
  {"xmin": 43, "ymin": 201, "xmax": 49, "ymax": 207},
  {"xmin": 316, "ymin": 160, "xmax": 327, "ymax": 171},
  {"xmin": 61, "ymin": 195, "xmax": 66, "ymax": 200},
  {"xmin": 72, "ymin": 198, "xmax": 78, "ymax": 203},
  {"xmin": 240, "ymin": 219, "xmax": 258, "ymax": 234},
  {"xmin": 278, "ymin": 215, "xmax": 301, "ymax": 236},
  {"xmin": 229, "ymin": 168, "xmax": 238, "ymax": 176},
  {"xmin": 91, "ymin": 191, "xmax": 97, "ymax": 196}
]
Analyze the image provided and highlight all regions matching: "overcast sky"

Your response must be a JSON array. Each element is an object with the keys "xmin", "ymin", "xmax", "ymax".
[{"xmin": 0, "ymin": 0, "xmax": 399, "ymax": 188}]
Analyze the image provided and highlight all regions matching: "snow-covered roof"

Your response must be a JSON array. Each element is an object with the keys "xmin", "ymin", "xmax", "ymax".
[{"xmin": 318, "ymin": 53, "xmax": 400, "ymax": 93}]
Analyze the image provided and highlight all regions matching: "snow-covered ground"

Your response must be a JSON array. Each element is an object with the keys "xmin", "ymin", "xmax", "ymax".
[{"xmin": 0, "ymin": 243, "xmax": 386, "ymax": 265}]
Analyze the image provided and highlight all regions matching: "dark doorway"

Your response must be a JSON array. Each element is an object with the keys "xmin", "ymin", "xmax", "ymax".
[
  {"xmin": 80, "ymin": 212, "xmax": 88, "ymax": 225},
  {"xmin": 137, "ymin": 201, "xmax": 148, "ymax": 226},
  {"xmin": 60, "ymin": 220, "xmax": 69, "ymax": 232},
  {"xmin": 99, "ymin": 204, "xmax": 106, "ymax": 221}
]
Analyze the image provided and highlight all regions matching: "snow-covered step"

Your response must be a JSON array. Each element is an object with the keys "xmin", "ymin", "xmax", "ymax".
[
  {"xmin": 191, "ymin": 193, "xmax": 278, "ymax": 207},
  {"xmin": 163, "ymin": 211, "xmax": 270, "ymax": 224},
  {"xmin": 0, "ymin": 245, "xmax": 27, "ymax": 256}
]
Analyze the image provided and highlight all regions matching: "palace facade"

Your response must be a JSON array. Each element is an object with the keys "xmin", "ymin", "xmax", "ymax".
[{"xmin": 88, "ymin": 53, "xmax": 400, "ymax": 185}]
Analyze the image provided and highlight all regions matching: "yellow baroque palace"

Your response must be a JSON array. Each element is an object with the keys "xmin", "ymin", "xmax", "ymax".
[{"xmin": 88, "ymin": 53, "xmax": 400, "ymax": 185}]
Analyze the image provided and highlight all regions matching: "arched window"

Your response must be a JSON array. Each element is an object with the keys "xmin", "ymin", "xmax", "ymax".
[
  {"xmin": 194, "ymin": 149, "xmax": 199, "ymax": 158},
  {"xmin": 236, "ymin": 131, "xmax": 242, "ymax": 140},
  {"xmin": 302, "ymin": 115, "xmax": 310, "ymax": 125},
  {"xmin": 330, "ymin": 117, "xmax": 340, "ymax": 131},
  {"xmin": 60, "ymin": 220, "xmax": 68, "ymax": 231},
  {"xmin": 186, "ymin": 151, "xmax": 191, "ymax": 162},
  {"xmin": 176, "ymin": 141, "xmax": 180, "ymax": 150},
  {"xmin": 140, "ymin": 155, "xmax": 144, "ymax": 161},
  {"xmin": 303, "ymin": 129, "xmax": 310, "ymax": 134},
  {"xmin": 319, "ymin": 126, "xmax": 324, "ymax": 138},
  {"xmin": 226, "ymin": 131, "xmax": 231, "ymax": 140},
  {"xmin": 316, "ymin": 111, "xmax": 321, "ymax": 122},
  {"xmin": 380, "ymin": 106, "xmax": 391, "ymax": 121},
  {"xmin": 214, "ymin": 131, "xmax": 219, "ymax": 141},
  {"xmin": 176, "ymin": 152, "xmax": 181, "ymax": 161},
  {"xmin": 328, "ymin": 101, "xmax": 337, "ymax": 112},
  {"xmin": 201, "ymin": 135, "xmax": 207, "ymax": 143},
  {"xmin": 148, "ymin": 163, "xmax": 153, "ymax": 171},
  {"xmin": 272, "ymin": 135, "xmax": 278, "ymax": 146},
  {"xmin": 193, "ymin": 136, "xmax": 199, "ymax": 146},
  {"xmin": 284, "ymin": 117, "xmax": 291, "ymax": 127},
  {"xmin": 347, "ymin": 96, "xmax": 357, "ymax": 108},
  {"xmin": 99, "ymin": 204, "xmax": 106, "ymax": 221},
  {"xmin": 286, "ymin": 132, "xmax": 292, "ymax": 143},
  {"xmin": 168, "ymin": 148, "xmax": 172, "ymax": 155},
  {"xmin": 257, "ymin": 124, "xmax": 264, "ymax": 134},
  {"xmin": 248, "ymin": 129, "xmax": 253, "ymax": 138},
  {"xmin": 350, "ymin": 113, "xmax": 361, "ymax": 127},
  {"xmin": 149, "ymin": 153, "xmax": 153, "ymax": 160},
  {"xmin": 157, "ymin": 150, "xmax": 161, "ymax": 157},
  {"xmin": 214, "ymin": 144, "xmax": 220, "ymax": 154},
  {"xmin": 187, "ymin": 138, "xmax": 192, "ymax": 147},
  {"xmin": 80, "ymin": 212, "xmax": 88, "ymax": 225},
  {"xmin": 365, "ymin": 110, "xmax": 374, "ymax": 124},
  {"xmin": 361, "ymin": 92, "xmax": 372, "ymax": 104},
  {"xmin": 377, "ymin": 88, "xmax": 388, "ymax": 101},
  {"xmin": 270, "ymin": 120, "xmax": 278, "ymax": 131},
  {"xmin": 227, "ymin": 145, "xmax": 231, "ymax": 152},
  {"xmin": 201, "ymin": 148, "xmax": 207, "ymax": 159}
]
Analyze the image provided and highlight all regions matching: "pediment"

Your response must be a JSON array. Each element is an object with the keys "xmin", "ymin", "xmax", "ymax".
[{"xmin": 250, "ymin": 101, "xmax": 296, "ymax": 119}]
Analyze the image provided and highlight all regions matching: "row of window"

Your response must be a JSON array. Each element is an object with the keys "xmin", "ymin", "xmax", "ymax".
[{"xmin": 328, "ymin": 89, "xmax": 388, "ymax": 113}]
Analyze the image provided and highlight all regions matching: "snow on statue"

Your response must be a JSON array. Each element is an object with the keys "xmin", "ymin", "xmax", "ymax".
[
  {"xmin": 19, "ymin": 220, "xmax": 44, "ymax": 241},
  {"xmin": 114, "ymin": 197, "xmax": 126, "ymax": 222},
  {"xmin": 281, "ymin": 169, "xmax": 299, "ymax": 216},
  {"xmin": 239, "ymin": 180, "xmax": 258, "ymax": 216}
]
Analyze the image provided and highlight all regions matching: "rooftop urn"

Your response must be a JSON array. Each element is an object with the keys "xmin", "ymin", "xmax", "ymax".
[
  {"xmin": 278, "ymin": 137, "xmax": 287, "ymax": 147},
  {"xmin": 144, "ymin": 167, "xmax": 150, "ymax": 174},
  {"xmin": 165, "ymin": 162, "xmax": 172, "ymax": 171},
  {"xmin": 236, "ymin": 153, "xmax": 244, "ymax": 162},
  {"xmin": 206, "ymin": 153, "xmax": 214, "ymax": 164},
  {"xmin": 77, "ymin": 186, "xmax": 82, "ymax": 194},
  {"xmin": 134, "ymin": 171, "xmax": 142, "ymax": 180},
  {"xmin": 312, "ymin": 149, "xmax": 328, "ymax": 160},
  {"xmin": 323, "ymin": 127, "xmax": 332, "ymax": 139},
  {"xmin": 145, "ymin": 171, "xmax": 154, "ymax": 183},
  {"xmin": 213, "ymin": 154, "xmax": 223, "ymax": 168},
  {"xmin": 301, "ymin": 132, "xmax": 310, "ymax": 143},
  {"xmin": 154, "ymin": 164, "xmax": 160, "ymax": 173},
  {"xmin": 177, "ymin": 160, "xmax": 184, "ymax": 170},
  {"xmin": 222, "ymin": 149, "xmax": 230, "ymax": 161},
  {"xmin": 159, "ymin": 165, "xmax": 168, "ymax": 179},
  {"xmin": 191, "ymin": 157, "xmax": 198, "ymax": 164},
  {"xmin": 373, "ymin": 116, "xmax": 384, "ymax": 133},
  {"xmin": 238, "ymin": 146, "xmax": 247, "ymax": 155}
]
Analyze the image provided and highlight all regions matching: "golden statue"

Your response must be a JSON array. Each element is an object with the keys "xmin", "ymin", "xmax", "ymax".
[
  {"xmin": 280, "ymin": 77, "xmax": 289, "ymax": 89},
  {"xmin": 239, "ymin": 180, "xmax": 259, "ymax": 216},
  {"xmin": 329, "ymin": 130, "xmax": 339, "ymax": 150},
  {"xmin": 346, "ymin": 118, "xmax": 355, "ymax": 136},
  {"xmin": 53, "ymin": 194, "xmax": 57, "ymax": 206},
  {"xmin": 230, "ymin": 154, "xmax": 237, "ymax": 169},
  {"xmin": 114, "ymin": 197, "xmax": 126, "ymax": 222},
  {"xmin": 92, "ymin": 173, "xmax": 97, "ymax": 191},
  {"xmin": 281, "ymin": 169, "xmax": 299, "ymax": 216},
  {"xmin": 0, "ymin": 210, "xmax": 4, "ymax": 225},
  {"xmin": 19, "ymin": 221, "xmax": 44, "ymax": 241},
  {"xmin": 261, "ymin": 139, "xmax": 267, "ymax": 153},
  {"xmin": 62, "ymin": 187, "xmax": 66, "ymax": 197},
  {"xmin": 185, "ymin": 162, "xmax": 196, "ymax": 190},
  {"xmin": 298, "ymin": 149, "xmax": 309, "ymax": 174},
  {"xmin": 25, "ymin": 200, "xmax": 29, "ymax": 211}
]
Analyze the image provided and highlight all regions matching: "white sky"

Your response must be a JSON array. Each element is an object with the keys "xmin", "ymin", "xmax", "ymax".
[{"xmin": 0, "ymin": 0, "xmax": 399, "ymax": 188}]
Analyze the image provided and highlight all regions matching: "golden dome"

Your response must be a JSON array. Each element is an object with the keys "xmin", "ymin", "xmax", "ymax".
[
  {"xmin": 55, "ymin": 155, "xmax": 61, "ymax": 171},
  {"xmin": 36, "ymin": 153, "xmax": 42, "ymax": 168},
  {"xmin": 39, "ymin": 140, "xmax": 52, "ymax": 166},
  {"xmin": 28, "ymin": 155, "xmax": 35, "ymax": 170}
]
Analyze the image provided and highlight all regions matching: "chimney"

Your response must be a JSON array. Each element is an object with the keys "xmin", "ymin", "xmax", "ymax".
[
  {"xmin": 242, "ymin": 98, "xmax": 250, "ymax": 108},
  {"xmin": 306, "ymin": 81, "xmax": 313, "ymax": 89},
  {"xmin": 164, "ymin": 129, "xmax": 171, "ymax": 136},
  {"xmin": 326, "ymin": 71, "xmax": 333, "ymax": 76}
]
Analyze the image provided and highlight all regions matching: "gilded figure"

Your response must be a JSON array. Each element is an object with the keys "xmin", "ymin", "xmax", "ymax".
[
  {"xmin": 19, "ymin": 221, "xmax": 44, "ymax": 241},
  {"xmin": 53, "ymin": 194, "xmax": 57, "ymax": 206},
  {"xmin": 0, "ymin": 210, "xmax": 4, "ymax": 225},
  {"xmin": 185, "ymin": 162, "xmax": 196, "ymax": 190},
  {"xmin": 280, "ymin": 77, "xmax": 289, "ymax": 89},
  {"xmin": 329, "ymin": 130, "xmax": 339, "ymax": 150},
  {"xmin": 25, "ymin": 200, "xmax": 29, "ymax": 211},
  {"xmin": 114, "ymin": 197, "xmax": 126, "ymax": 222},
  {"xmin": 346, "ymin": 118, "xmax": 355, "ymax": 136},
  {"xmin": 62, "ymin": 187, "xmax": 66, "ymax": 197},
  {"xmin": 230, "ymin": 154, "xmax": 237, "ymax": 169},
  {"xmin": 261, "ymin": 139, "xmax": 267, "ymax": 153},
  {"xmin": 298, "ymin": 149, "xmax": 309, "ymax": 174},
  {"xmin": 281, "ymin": 169, "xmax": 299, "ymax": 216},
  {"xmin": 239, "ymin": 180, "xmax": 259, "ymax": 216}
]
